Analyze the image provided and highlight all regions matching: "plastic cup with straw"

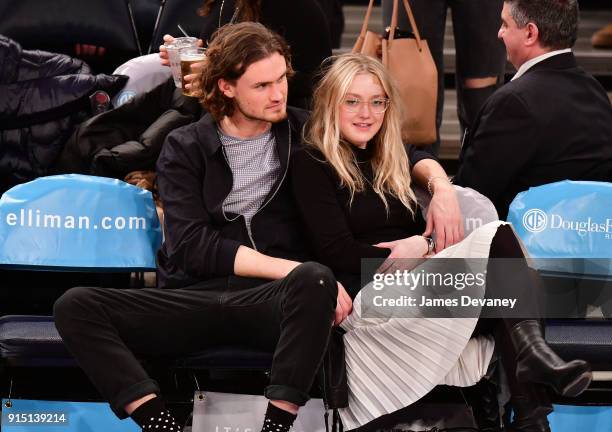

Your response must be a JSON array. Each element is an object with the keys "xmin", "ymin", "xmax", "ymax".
[{"xmin": 165, "ymin": 25, "xmax": 198, "ymax": 88}]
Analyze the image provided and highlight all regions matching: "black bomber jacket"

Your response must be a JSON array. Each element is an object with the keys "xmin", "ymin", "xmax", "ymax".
[{"xmin": 156, "ymin": 107, "xmax": 312, "ymax": 288}]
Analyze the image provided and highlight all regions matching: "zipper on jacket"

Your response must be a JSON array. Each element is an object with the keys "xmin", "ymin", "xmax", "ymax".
[
  {"xmin": 245, "ymin": 221, "xmax": 257, "ymax": 251},
  {"xmin": 249, "ymin": 120, "xmax": 292, "ymax": 219}
]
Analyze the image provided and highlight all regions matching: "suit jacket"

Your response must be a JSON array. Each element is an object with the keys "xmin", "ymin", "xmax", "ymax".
[{"xmin": 454, "ymin": 52, "xmax": 612, "ymax": 219}]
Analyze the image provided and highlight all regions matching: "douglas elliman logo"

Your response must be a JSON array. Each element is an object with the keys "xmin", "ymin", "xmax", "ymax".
[
  {"xmin": 523, "ymin": 209, "xmax": 548, "ymax": 233},
  {"xmin": 522, "ymin": 208, "xmax": 612, "ymax": 237}
]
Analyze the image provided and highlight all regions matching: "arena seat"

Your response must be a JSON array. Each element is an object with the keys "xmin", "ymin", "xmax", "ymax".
[
  {"xmin": 0, "ymin": 174, "xmax": 273, "ymax": 404},
  {"xmin": 0, "ymin": 175, "xmax": 165, "ymax": 389},
  {"xmin": 508, "ymin": 181, "xmax": 612, "ymax": 390},
  {"xmin": 0, "ymin": 315, "xmax": 73, "ymax": 368},
  {"xmin": 546, "ymin": 319, "xmax": 612, "ymax": 372}
]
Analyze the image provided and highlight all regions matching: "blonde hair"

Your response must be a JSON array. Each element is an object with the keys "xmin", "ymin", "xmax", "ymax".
[{"xmin": 304, "ymin": 53, "xmax": 417, "ymax": 214}]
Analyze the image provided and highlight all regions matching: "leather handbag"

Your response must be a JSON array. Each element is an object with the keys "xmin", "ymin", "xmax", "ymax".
[{"xmin": 352, "ymin": 0, "xmax": 438, "ymax": 146}]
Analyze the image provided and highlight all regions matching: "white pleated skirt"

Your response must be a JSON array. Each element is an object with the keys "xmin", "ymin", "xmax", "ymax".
[{"xmin": 339, "ymin": 221, "xmax": 507, "ymax": 430}]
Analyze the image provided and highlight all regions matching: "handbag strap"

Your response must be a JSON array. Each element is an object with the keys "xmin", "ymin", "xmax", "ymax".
[
  {"xmin": 389, "ymin": 0, "xmax": 424, "ymax": 51},
  {"xmin": 357, "ymin": 0, "xmax": 377, "ymax": 40}
]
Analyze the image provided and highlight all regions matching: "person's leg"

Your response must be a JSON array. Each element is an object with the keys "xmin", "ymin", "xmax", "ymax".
[
  {"xmin": 451, "ymin": 0, "xmax": 506, "ymax": 133},
  {"xmin": 382, "ymin": 0, "xmax": 447, "ymax": 155},
  {"xmin": 496, "ymin": 325, "xmax": 553, "ymax": 432},
  {"xmin": 485, "ymin": 225, "xmax": 592, "ymax": 431},
  {"xmin": 221, "ymin": 262, "xmax": 337, "ymax": 412},
  {"xmin": 54, "ymin": 262, "xmax": 337, "ymax": 430}
]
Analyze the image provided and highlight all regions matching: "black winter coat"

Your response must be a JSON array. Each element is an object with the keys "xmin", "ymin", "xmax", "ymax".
[
  {"xmin": 156, "ymin": 107, "xmax": 312, "ymax": 289},
  {"xmin": 57, "ymin": 78, "xmax": 201, "ymax": 179},
  {"xmin": 0, "ymin": 35, "xmax": 127, "ymax": 193}
]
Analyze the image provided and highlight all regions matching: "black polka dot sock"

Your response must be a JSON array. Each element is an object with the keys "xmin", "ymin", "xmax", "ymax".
[
  {"xmin": 130, "ymin": 397, "xmax": 182, "ymax": 432},
  {"xmin": 261, "ymin": 402, "xmax": 297, "ymax": 432}
]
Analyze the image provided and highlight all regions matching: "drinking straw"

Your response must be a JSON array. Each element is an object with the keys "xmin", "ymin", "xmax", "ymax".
[{"xmin": 177, "ymin": 24, "xmax": 190, "ymax": 37}]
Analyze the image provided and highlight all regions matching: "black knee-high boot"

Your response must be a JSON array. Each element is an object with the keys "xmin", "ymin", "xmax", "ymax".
[
  {"xmin": 496, "ymin": 321, "xmax": 553, "ymax": 432},
  {"xmin": 506, "ymin": 319, "xmax": 592, "ymax": 397},
  {"xmin": 486, "ymin": 226, "xmax": 592, "ymax": 431},
  {"xmin": 489, "ymin": 226, "xmax": 592, "ymax": 397}
]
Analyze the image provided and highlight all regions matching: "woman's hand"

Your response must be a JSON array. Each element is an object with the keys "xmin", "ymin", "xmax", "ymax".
[
  {"xmin": 423, "ymin": 179, "xmax": 464, "ymax": 252},
  {"xmin": 334, "ymin": 281, "xmax": 353, "ymax": 326},
  {"xmin": 374, "ymin": 235, "xmax": 429, "ymax": 258}
]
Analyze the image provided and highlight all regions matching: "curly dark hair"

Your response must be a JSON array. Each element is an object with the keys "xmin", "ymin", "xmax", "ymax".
[
  {"xmin": 199, "ymin": 0, "xmax": 261, "ymax": 22},
  {"xmin": 197, "ymin": 22, "xmax": 294, "ymax": 121}
]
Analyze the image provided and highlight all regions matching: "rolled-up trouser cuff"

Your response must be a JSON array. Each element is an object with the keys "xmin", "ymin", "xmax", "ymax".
[
  {"xmin": 264, "ymin": 384, "xmax": 310, "ymax": 407},
  {"xmin": 111, "ymin": 378, "xmax": 161, "ymax": 419}
]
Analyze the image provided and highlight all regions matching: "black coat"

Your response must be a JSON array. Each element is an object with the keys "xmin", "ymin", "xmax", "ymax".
[
  {"xmin": 0, "ymin": 35, "xmax": 127, "ymax": 193},
  {"xmin": 57, "ymin": 78, "xmax": 201, "ymax": 179},
  {"xmin": 454, "ymin": 53, "xmax": 612, "ymax": 219},
  {"xmin": 156, "ymin": 107, "xmax": 312, "ymax": 288}
]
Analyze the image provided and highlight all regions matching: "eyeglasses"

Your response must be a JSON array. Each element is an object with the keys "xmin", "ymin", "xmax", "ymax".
[{"xmin": 341, "ymin": 97, "xmax": 390, "ymax": 114}]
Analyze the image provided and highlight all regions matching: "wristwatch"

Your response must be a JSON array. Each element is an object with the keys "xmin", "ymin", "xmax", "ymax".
[{"xmin": 422, "ymin": 236, "xmax": 435, "ymax": 256}]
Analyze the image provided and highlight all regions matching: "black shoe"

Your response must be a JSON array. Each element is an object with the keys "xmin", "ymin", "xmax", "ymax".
[
  {"xmin": 505, "ymin": 390, "xmax": 553, "ymax": 432},
  {"xmin": 510, "ymin": 320, "xmax": 592, "ymax": 397},
  {"xmin": 463, "ymin": 376, "xmax": 502, "ymax": 432},
  {"xmin": 506, "ymin": 417, "xmax": 551, "ymax": 432}
]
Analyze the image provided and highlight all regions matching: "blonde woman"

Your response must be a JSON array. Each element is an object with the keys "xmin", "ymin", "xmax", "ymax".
[
  {"xmin": 291, "ymin": 54, "xmax": 592, "ymax": 430},
  {"xmin": 292, "ymin": 53, "xmax": 461, "ymax": 298}
]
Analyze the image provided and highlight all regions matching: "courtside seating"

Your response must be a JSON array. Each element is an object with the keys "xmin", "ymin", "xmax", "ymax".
[
  {"xmin": 1, "ymin": 183, "xmax": 499, "ymax": 404},
  {"xmin": 0, "ymin": 174, "xmax": 273, "ymax": 406},
  {"xmin": 0, "ymin": 175, "xmax": 163, "ymax": 391},
  {"xmin": 508, "ymin": 181, "xmax": 612, "ymax": 395}
]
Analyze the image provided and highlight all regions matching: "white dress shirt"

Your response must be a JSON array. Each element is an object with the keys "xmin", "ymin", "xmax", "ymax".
[{"xmin": 511, "ymin": 48, "xmax": 572, "ymax": 81}]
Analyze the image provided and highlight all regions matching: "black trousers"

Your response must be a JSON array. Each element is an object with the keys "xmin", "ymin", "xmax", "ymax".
[{"xmin": 54, "ymin": 262, "xmax": 337, "ymax": 418}]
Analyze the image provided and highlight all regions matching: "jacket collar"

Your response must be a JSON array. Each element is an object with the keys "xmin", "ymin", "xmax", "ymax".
[
  {"xmin": 198, "ymin": 111, "xmax": 294, "ymax": 216},
  {"xmin": 521, "ymin": 51, "xmax": 578, "ymax": 76},
  {"xmin": 195, "ymin": 112, "xmax": 291, "ymax": 169}
]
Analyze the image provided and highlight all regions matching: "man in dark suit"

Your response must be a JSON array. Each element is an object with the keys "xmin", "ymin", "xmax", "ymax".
[
  {"xmin": 454, "ymin": 0, "xmax": 612, "ymax": 220},
  {"xmin": 454, "ymin": 2, "xmax": 612, "ymax": 431}
]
